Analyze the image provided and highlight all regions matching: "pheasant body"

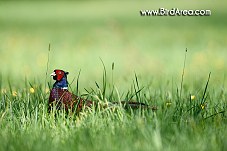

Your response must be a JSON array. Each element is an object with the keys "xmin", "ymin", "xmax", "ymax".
[{"xmin": 49, "ymin": 88, "xmax": 93, "ymax": 112}]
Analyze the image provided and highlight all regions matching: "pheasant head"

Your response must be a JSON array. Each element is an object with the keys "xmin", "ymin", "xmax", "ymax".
[{"xmin": 50, "ymin": 69, "xmax": 69, "ymax": 89}]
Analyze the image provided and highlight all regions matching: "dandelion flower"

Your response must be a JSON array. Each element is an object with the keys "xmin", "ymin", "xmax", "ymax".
[
  {"xmin": 12, "ymin": 91, "xmax": 17, "ymax": 97},
  {"xmin": 191, "ymin": 95, "xmax": 196, "ymax": 100},
  {"xmin": 30, "ymin": 88, "xmax": 35, "ymax": 93}
]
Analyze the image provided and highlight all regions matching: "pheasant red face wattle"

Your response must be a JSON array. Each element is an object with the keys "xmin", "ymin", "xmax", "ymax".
[{"xmin": 50, "ymin": 69, "xmax": 68, "ymax": 81}]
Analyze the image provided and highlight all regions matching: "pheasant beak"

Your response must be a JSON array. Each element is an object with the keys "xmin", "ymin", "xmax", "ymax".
[{"xmin": 50, "ymin": 72, "xmax": 56, "ymax": 77}]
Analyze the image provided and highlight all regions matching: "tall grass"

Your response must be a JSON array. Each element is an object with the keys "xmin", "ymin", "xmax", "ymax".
[{"xmin": 0, "ymin": 63, "xmax": 226, "ymax": 151}]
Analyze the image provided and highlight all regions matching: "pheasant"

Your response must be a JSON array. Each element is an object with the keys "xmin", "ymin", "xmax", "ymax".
[{"xmin": 48, "ymin": 69, "xmax": 156, "ymax": 113}]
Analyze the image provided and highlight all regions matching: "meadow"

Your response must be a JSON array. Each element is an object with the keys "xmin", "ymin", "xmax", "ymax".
[{"xmin": 0, "ymin": 1, "xmax": 227, "ymax": 151}]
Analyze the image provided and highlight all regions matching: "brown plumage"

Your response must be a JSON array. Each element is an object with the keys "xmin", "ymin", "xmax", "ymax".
[{"xmin": 49, "ymin": 87, "xmax": 93, "ymax": 113}]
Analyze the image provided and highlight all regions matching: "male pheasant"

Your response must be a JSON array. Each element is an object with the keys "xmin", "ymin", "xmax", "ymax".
[{"xmin": 48, "ymin": 69, "xmax": 155, "ymax": 113}]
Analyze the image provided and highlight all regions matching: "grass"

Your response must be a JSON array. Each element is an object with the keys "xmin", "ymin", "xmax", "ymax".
[
  {"xmin": 0, "ymin": 63, "xmax": 227, "ymax": 151},
  {"xmin": 0, "ymin": 1, "xmax": 227, "ymax": 151}
]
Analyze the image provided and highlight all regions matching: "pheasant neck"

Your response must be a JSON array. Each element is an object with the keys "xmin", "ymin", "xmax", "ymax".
[{"xmin": 53, "ymin": 77, "xmax": 68, "ymax": 89}]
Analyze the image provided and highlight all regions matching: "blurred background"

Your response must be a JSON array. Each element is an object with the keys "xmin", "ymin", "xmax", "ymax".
[{"xmin": 0, "ymin": 1, "xmax": 226, "ymax": 89}]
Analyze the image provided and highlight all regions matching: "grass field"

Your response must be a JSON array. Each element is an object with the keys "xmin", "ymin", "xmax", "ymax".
[{"xmin": 0, "ymin": 1, "xmax": 227, "ymax": 151}]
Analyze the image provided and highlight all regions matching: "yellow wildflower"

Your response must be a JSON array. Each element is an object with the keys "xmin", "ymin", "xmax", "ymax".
[
  {"xmin": 12, "ymin": 91, "xmax": 17, "ymax": 97},
  {"xmin": 45, "ymin": 88, "xmax": 49, "ymax": 93},
  {"xmin": 200, "ymin": 104, "xmax": 205, "ymax": 110},
  {"xmin": 166, "ymin": 102, "xmax": 172, "ymax": 107},
  {"xmin": 30, "ymin": 88, "xmax": 35, "ymax": 93},
  {"xmin": 191, "ymin": 95, "xmax": 196, "ymax": 100},
  {"xmin": 1, "ymin": 89, "xmax": 7, "ymax": 94}
]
